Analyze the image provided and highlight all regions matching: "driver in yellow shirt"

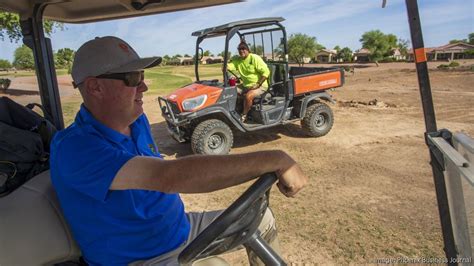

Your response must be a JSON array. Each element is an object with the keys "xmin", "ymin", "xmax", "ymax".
[{"xmin": 227, "ymin": 42, "xmax": 270, "ymax": 121}]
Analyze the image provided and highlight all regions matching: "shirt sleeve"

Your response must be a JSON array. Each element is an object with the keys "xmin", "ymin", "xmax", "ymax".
[
  {"xmin": 53, "ymin": 132, "xmax": 134, "ymax": 201},
  {"xmin": 227, "ymin": 60, "xmax": 236, "ymax": 72},
  {"xmin": 254, "ymin": 55, "xmax": 270, "ymax": 78}
]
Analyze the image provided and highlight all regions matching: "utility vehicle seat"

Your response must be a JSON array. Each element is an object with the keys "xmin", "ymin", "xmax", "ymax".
[
  {"xmin": 253, "ymin": 63, "xmax": 285, "ymax": 105},
  {"xmin": 0, "ymin": 170, "xmax": 81, "ymax": 265}
]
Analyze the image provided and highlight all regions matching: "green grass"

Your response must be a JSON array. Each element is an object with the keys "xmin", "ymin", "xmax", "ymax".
[
  {"xmin": 0, "ymin": 69, "xmax": 68, "ymax": 77},
  {"xmin": 0, "ymin": 70, "xmax": 36, "ymax": 77},
  {"xmin": 144, "ymin": 64, "xmax": 222, "ymax": 95},
  {"xmin": 1, "ymin": 65, "xmax": 221, "ymax": 124},
  {"xmin": 145, "ymin": 71, "xmax": 192, "ymax": 95},
  {"xmin": 56, "ymin": 69, "xmax": 68, "ymax": 76},
  {"xmin": 62, "ymin": 100, "xmax": 82, "ymax": 127},
  {"xmin": 58, "ymin": 64, "xmax": 223, "ymax": 123},
  {"xmin": 0, "ymin": 65, "xmax": 221, "ymax": 95}
]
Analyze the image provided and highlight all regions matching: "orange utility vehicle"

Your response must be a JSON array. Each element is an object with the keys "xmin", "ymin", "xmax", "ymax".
[{"xmin": 159, "ymin": 17, "xmax": 344, "ymax": 155}]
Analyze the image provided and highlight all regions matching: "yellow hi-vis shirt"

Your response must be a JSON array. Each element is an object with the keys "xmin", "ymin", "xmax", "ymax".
[{"xmin": 227, "ymin": 53, "xmax": 270, "ymax": 90}]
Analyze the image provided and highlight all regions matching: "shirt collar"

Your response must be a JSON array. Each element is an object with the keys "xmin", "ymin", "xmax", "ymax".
[{"xmin": 75, "ymin": 104, "xmax": 137, "ymax": 144}]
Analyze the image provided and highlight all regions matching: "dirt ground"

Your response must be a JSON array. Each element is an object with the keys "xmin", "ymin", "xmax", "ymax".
[{"xmin": 2, "ymin": 61, "xmax": 473, "ymax": 264}]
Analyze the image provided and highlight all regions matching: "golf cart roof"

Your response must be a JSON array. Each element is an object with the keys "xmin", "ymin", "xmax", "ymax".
[
  {"xmin": 191, "ymin": 17, "xmax": 285, "ymax": 37},
  {"xmin": 0, "ymin": 0, "xmax": 241, "ymax": 23}
]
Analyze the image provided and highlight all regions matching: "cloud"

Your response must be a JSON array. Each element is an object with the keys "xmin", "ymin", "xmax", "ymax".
[
  {"xmin": 115, "ymin": 17, "xmax": 140, "ymax": 38},
  {"xmin": 420, "ymin": 2, "xmax": 473, "ymax": 27}
]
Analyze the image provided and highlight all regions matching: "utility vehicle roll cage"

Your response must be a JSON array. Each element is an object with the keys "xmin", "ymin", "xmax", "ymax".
[{"xmin": 191, "ymin": 17, "xmax": 288, "ymax": 86}]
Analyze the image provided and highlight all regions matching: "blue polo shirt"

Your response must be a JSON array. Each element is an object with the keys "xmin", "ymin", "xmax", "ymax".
[{"xmin": 50, "ymin": 105, "xmax": 190, "ymax": 265}]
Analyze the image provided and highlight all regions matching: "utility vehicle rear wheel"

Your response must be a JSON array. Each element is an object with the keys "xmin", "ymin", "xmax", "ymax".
[
  {"xmin": 191, "ymin": 119, "xmax": 233, "ymax": 155},
  {"xmin": 301, "ymin": 102, "xmax": 334, "ymax": 137}
]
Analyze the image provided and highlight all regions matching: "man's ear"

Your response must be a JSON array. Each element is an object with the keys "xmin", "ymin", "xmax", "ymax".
[{"xmin": 83, "ymin": 77, "xmax": 104, "ymax": 99}]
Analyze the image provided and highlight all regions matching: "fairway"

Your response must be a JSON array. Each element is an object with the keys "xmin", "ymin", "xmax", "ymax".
[{"xmin": 145, "ymin": 64, "xmax": 222, "ymax": 94}]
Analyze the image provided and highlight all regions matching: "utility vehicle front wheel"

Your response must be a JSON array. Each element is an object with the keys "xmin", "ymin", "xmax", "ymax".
[
  {"xmin": 191, "ymin": 119, "xmax": 233, "ymax": 155},
  {"xmin": 301, "ymin": 102, "xmax": 334, "ymax": 137}
]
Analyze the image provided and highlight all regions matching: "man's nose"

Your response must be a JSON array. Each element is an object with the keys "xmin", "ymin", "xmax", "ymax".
[{"xmin": 137, "ymin": 81, "xmax": 148, "ymax": 92}]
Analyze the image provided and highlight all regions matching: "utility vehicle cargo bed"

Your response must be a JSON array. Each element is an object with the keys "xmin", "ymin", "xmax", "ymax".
[{"xmin": 290, "ymin": 67, "xmax": 344, "ymax": 95}]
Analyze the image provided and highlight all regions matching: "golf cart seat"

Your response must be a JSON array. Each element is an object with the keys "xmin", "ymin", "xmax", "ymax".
[
  {"xmin": 0, "ymin": 170, "xmax": 82, "ymax": 265},
  {"xmin": 0, "ymin": 170, "xmax": 231, "ymax": 265}
]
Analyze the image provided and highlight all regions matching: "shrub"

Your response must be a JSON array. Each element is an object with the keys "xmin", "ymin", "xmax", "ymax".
[
  {"xmin": 0, "ymin": 78, "xmax": 11, "ymax": 90},
  {"xmin": 448, "ymin": 61, "xmax": 460, "ymax": 67},
  {"xmin": 437, "ymin": 62, "xmax": 460, "ymax": 70},
  {"xmin": 380, "ymin": 57, "xmax": 395, "ymax": 63},
  {"xmin": 0, "ymin": 59, "xmax": 12, "ymax": 69}
]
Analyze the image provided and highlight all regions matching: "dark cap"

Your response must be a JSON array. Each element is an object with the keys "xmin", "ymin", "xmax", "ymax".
[{"xmin": 237, "ymin": 42, "xmax": 250, "ymax": 50}]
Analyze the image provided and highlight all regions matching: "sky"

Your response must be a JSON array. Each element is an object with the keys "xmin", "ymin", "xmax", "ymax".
[{"xmin": 1, "ymin": 0, "xmax": 473, "ymax": 62}]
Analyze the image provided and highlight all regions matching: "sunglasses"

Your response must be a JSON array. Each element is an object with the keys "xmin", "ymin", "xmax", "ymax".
[
  {"xmin": 238, "ymin": 47, "xmax": 248, "ymax": 51},
  {"xmin": 96, "ymin": 71, "xmax": 145, "ymax": 87}
]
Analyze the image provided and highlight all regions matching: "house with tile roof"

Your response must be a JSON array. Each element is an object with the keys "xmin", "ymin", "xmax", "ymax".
[
  {"xmin": 201, "ymin": 56, "xmax": 224, "ymax": 64},
  {"xmin": 353, "ymin": 48, "xmax": 371, "ymax": 63},
  {"xmin": 408, "ymin": 42, "xmax": 474, "ymax": 61},
  {"xmin": 315, "ymin": 49, "xmax": 338, "ymax": 63}
]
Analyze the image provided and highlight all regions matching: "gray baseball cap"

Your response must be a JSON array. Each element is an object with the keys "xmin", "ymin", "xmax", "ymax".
[{"xmin": 71, "ymin": 36, "xmax": 162, "ymax": 87}]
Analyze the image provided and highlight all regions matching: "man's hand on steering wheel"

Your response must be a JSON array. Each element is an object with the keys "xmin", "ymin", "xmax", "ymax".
[{"xmin": 275, "ymin": 152, "xmax": 308, "ymax": 197}]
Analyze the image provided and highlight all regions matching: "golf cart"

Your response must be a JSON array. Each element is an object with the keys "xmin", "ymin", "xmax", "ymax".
[
  {"xmin": 159, "ymin": 17, "xmax": 344, "ymax": 155},
  {"xmin": 1, "ymin": 0, "xmax": 473, "ymax": 265},
  {"xmin": 0, "ymin": 0, "xmax": 289, "ymax": 265}
]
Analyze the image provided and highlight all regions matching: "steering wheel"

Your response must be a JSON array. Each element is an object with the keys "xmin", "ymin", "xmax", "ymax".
[
  {"xmin": 178, "ymin": 172, "xmax": 285, "ymax": 265},
  {"xmin": 226, "ymin": 69, "xmax": 241, "ymax": 83}
]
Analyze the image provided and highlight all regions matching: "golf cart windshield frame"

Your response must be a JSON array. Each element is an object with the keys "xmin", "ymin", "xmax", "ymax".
[
  {"xmin": 193, "ymin": 17, "xmax": 288, "ymax": 85},
  {"xmin": 21, "ymin": 3, "xmax": 65, "ymax": 129}
]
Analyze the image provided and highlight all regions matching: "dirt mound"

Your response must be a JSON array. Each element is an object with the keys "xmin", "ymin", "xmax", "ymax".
[{"xmin": 338, "ymin": 99, "xmax": 398, "ymax": 108}]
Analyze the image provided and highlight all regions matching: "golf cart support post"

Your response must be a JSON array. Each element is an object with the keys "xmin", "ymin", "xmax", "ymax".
[
  {"xmin": 21, "ymin": 3, "xmax": 64, "ymax": 130},
  {"xmin": 405, "ymin": 0, "xmax": 473, "ymax": 264}
]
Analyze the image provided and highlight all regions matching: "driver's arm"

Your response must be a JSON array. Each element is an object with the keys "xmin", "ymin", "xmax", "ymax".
[
  {"xmin": 111, "ymin": 150, "xmax": 307, "ymax": 197},
  {"xmin": 227, "ymin": 62, "xmax": 236, "ymax": 72},
  {"xmin": 252, "ymin": 75, "xmax": 268, "ymax": 90}
]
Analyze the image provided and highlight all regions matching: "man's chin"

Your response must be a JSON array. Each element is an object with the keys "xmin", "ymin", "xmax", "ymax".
[{"xmin": 133, "ymin": 104, "xmax": 144, "ymax": 118}]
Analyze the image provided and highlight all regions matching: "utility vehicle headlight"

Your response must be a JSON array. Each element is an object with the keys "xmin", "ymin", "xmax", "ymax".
[{"xmin": 182, "ymin": 95, "xmax": 207, "ymax": 111}]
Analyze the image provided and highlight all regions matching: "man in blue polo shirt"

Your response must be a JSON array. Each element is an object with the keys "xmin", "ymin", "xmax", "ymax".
[{"xmin": 50, "ymin": 36, "xmax": 308, "ymax": 265}]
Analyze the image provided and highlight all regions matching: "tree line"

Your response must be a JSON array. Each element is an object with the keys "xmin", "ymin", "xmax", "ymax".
[
  {"xmin": 288, "ymin": 31, "xmax": 473, "ymax": 66},
  {"xmin": 0, "ymin": 45, "xmax": 75, "ymax": 71},
  {"xmin": 1, "ymin": 11, "xmax": 70, "ymax": 70},
  {"xmin": 2, "ymin": 11, "xmax": 473, "ymax": 70}
]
